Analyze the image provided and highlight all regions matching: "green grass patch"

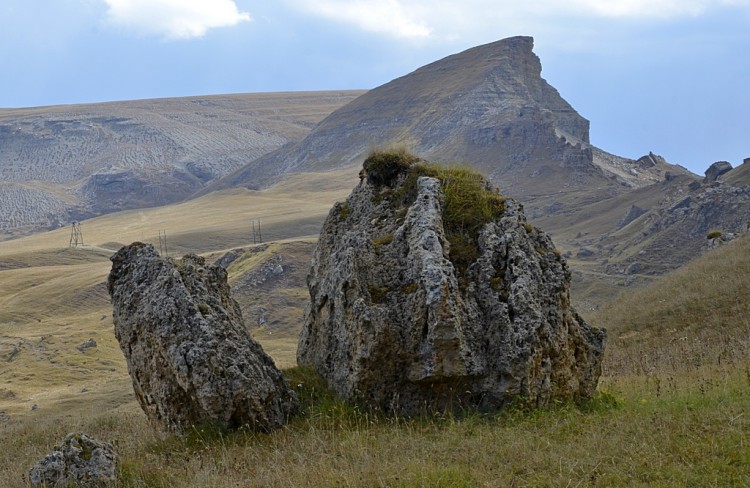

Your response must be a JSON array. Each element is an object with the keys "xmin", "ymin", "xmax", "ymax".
[
  {"xmin": 371, "ymin": 233, "xmax": 394, "ymax": 254},
  {"xmin": 364, "ymin": 150, "xmax": 506, "ymax": 282},
  {"xmin": 4, "ymin": 364, "xmax": 750, "ymax": 487}
]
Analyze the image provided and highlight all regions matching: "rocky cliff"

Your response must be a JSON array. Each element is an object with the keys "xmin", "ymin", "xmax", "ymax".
[
  {"xmin": 215, "ymin": 38, "xmax": 684, "ymax": 209},
  {"xmin": 297, "ymin": 152, "xmax": 606, "ymax": 414}
]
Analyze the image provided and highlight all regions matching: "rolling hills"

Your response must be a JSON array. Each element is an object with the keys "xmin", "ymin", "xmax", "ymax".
[
  {"xmin": 0, "ymin": 91, "xmax": 363, "ymax": 238},
  {"xmin": 3, "ymin": 36, "xmax": 747, "ymax": 285}
]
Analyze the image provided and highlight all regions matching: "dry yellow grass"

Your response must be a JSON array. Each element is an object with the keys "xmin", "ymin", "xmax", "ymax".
[
  {"xmin": 592, "ymin": 236, "xmax": 750, "ymax": 379},
  {"xmin": 0, "ymin": 170, "xmax": 356, "ymax": 421}
]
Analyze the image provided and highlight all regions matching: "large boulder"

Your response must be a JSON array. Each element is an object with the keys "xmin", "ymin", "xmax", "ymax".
[
  {"xmin": 703, "ymin": 161, "xmax": 733, "ymax": 183},
  {"xmin": 108, "ymin": 243, "xmax": 298, "ymax": 432},
  {"xmin": 298, "ymin": 153, "xmax": 606, "ymax": 415},
  {"xmin": 29, "ymin": 433, "xmax": 119, "ymax": 487}
]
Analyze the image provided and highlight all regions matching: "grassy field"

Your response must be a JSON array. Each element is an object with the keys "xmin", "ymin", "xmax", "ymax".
[
  {"xmin": 0, "ymin": 169, "xmax": 354, "ymax": 419},
  {"xmin": 1, "ymin": 174, "xmax": 748, "ymax": 486}
]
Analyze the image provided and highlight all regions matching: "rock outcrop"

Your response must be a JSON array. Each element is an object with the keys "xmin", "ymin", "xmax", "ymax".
[
  {"xmin": 108, "ymin": 243, "xmax": 298, "ymax": 432},
  {"xmin": 298, "ymin": 153, "xmax": 606, "ymax": 415},
  {"xmin": 703, "ymin": 161, "xmax": 733, "ymax": 182},
  {"xmin": 28, "ymin": 433, "xmax": 119, "ymax": 487}
]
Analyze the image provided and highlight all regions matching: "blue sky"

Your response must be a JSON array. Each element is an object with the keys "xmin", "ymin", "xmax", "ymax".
[{"xmin": 0, "ymin": 1, "xmax": 748, "ymax": 175}]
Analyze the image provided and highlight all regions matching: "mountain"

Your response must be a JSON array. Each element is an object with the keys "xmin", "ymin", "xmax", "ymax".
[
  {"xmin": 0, "ymin": 91, "xmax": 363, "ymax": 238},
  {"xmin": 3, "ymin": 36, "xmax": 745, "ymax": 285},
  {"xmin": 214, "ymin": 36, "xmax": 746, "ymax": 280},
  {"xmin": 722, "ymin": 158, "xmax": 750, "ymax": 186},
  {"xmin": 213, "ymin": 37, "xmax": 687, "ymax": 211}
]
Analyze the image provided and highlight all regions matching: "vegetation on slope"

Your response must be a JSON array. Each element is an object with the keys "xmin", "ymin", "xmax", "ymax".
[
  {"xmin": 3, "ymin": 361, "xmax": 748, "ymax": 487},
  {"xmin": 594, "ymin": 236, "xmax": 750, "ymax": 378}
]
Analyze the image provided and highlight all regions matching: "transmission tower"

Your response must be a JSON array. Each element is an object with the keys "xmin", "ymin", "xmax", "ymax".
[
  {"xmin": 251, "ymin": 220, "xmax": 263, "ymax": 244},
  {"xmin": 158, "ymin": 229, "xmax": 169, "ymax": 257},
  {"xmin": 69, "ymin": 222, "xmax": 84, "ymax": 248}
]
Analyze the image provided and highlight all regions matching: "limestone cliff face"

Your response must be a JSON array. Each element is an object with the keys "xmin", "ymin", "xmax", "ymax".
[
  {"xmin": 108, "ymin": 243, "xmax": 299, "ymax": 432},
  {"xmin": 297, "ymin": 156, "xmax": 605, "ymax": 415}
]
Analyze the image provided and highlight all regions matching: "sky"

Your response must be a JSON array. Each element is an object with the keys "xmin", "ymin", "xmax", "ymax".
[{"xmin": 0, "ymin": 1, "xmax": 748, "ymax": 175}]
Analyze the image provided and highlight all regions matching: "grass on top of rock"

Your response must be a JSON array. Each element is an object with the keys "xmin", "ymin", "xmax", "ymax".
[{"xmin": 364, "ymin": 149, "xmax": 506, "ymax": 279}]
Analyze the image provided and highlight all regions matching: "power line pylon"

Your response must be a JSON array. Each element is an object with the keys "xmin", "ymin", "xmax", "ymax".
[
  {"xmin": 158, "ymin": 229, "xmax": 169, "ymax": 257},
  {"xmin": 69, "ymin": 222, "xmax": 84, "ymax": 248},
  {"xmin": 251, "ymin": 219, "xmax": 263, "ymax": 244}
]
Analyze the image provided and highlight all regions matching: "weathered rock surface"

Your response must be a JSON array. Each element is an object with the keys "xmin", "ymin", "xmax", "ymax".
[
  {"xmin": 218, "ymin": 37, "xmax": 615, "ymax": 199},
  {"xmin": 618, "ymin": 205, "xmax": 647, "ymax": 229},
  {"xmin": 298, "ymin": 158, "xmax": 606, "ymax": 415},
  {"xmin": 108, "ymin": 243, "xmax": 298, "ymax": 432},
  {"xmin": 29, "ymin": 433, "xmax": 119, "ymax": 487},
  {"xmin": 703, "ymin": 161, "xmax": 733, "ymax": 182}
]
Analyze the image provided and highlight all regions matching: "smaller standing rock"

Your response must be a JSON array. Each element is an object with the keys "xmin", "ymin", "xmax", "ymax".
[
  {"xmin": 108, "ymin": 243, "xmax": 299, "ymax": 432},
  {"xmin": 29, "ymin": 433, "xmax": 119, "ymax": 487}
]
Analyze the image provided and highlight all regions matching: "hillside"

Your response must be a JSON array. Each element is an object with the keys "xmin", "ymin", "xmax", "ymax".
[
  {"xmin": 0, "ymin": 168, "xmax": 356, "ymax": 427},
  {"xmin": 722, "ymin": 157, "xmax": 750, "ymax": 186},
  {"xmin": 0, "ymin": 91, "xmax": 363, "ymax": 238},
  {"xmin": 589, "ymin": 235, "xmax": 750, "ymax": 376},
  {"xmin": 4, "ymin": 35, "xmax": 745, "ymax": 285},
  {"xmin": 209, "ymin": 36, "xmax": 744, "ymax": 281},
  {"xmin": 214, "ymin": 37, "xmax": 688, "ymax": 209},
  {"xmin": 1, "ymin": 176, "xmax": 748, "ymax": 486}
]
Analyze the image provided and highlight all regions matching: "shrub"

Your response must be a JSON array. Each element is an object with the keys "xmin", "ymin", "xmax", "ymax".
[
  {"xmin": 400, "ymin": 282, "xmax": 419, "ymax": 294},
  {"xmin": 412, "ymin": 164, "xmax": 506, "ymax": 281},
  {"xmin": 338, "ymin": 201, "xmax": 351, "ymax": 220},
  {"xmin": 368, "ymin": 285, "xmax": 390, "ymax": 304},
  {"xmin": 363, "ymin": 148, "xmax": 420, "ymax": 187}
]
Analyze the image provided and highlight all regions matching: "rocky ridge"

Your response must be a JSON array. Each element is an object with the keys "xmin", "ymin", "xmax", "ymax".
[
  {"xmin": 298, "ymin": 153, "xmax": 606, "ymax": 414},
  {"xmin": 214, "ymin": 37, "xmax": 688, "ymax": 216}
]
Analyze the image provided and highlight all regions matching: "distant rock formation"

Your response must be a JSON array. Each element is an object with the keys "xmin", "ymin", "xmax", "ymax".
[
  {"xmin": 704, "ymin": 161, "xmax": 733, "ymax": 183},
  {"xmin": 108, "ymin": 243, "xmax": 298, "ymax": 432},
  {"xmin": 29, "ymin": 433, "xmax": 119, "ymax": 487},
  {"xmin": 297, "ymin": 153, "xmax": 606, "ymax": 415},
  {"xmin": 215, "ymin": 37, "xmax": 620, "ymax": 203}
]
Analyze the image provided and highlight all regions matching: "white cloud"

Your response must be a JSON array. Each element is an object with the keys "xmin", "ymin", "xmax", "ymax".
[
  {"xmin": 288, "ymin": 0, "xmax": 750, "ymax": 40},
  {"xmin": 566, "ymin": 0, "xmax": 749, "ymax": 18},
  {"xmin": 103, "ymin": 0, "xmax": 251, "ymax": 40},
  {"xmin": 294, "ymin": 0, "xmax": 431, "ymax": 38}
]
